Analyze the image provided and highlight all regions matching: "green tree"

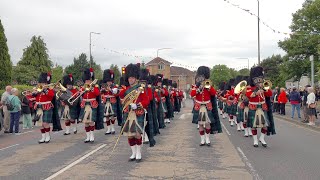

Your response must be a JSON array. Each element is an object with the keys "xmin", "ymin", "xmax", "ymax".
[
  {"xmin": 65, "ymin": 53, "xmax": 102, "ymax": 81},
  {"xmin": 12, "ymin": 65, "xmax": 38, "ymax": 85},
  {"xmin": 51, "ymin": 65, "xmax": 63, "ymax": 83},
  {"xmin": 210, "ymin": 64, "xmax": 238, "ymax": 86},
  {"xmin": 0, "ymin": 19, "xmax": 12, "ymax": 88},
  {"xmin": 260, "ymin": 54, "xmax": 286, "ymax": 87},
  {"xmin": 110, "ymin": 64, "xmax": 121, "ymax": 85},
  {"xmin": 18, "ymin": 36, "xmax": 52, "ymax": 72},
  {"xmin": 238, "ymin": 68, "xmax": 250, "ymax": 76}
]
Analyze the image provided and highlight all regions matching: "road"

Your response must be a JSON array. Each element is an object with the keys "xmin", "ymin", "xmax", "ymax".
[{"xmin": 0, "ymin": 100, "xmax": 319, "ymax": 179}]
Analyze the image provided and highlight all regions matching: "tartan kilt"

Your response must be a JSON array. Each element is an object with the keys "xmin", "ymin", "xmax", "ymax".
[
  {"xmin": 229, "ymin": 104, "xmax": 237, "ymax": 116},
  {"xmin": 104, "ymin": 102, "xmax": 118, "ymax": 117},
  {"xmin": 225, "ymin": 104, "xmax": 230, "ymax": 114},
  {"xmin": 237, "ymin": 107, "xmax": 244, "ymax": 123},
  {"xmin": 80, "ymin": 103, "xmax": 98, "ymax": 122},
  {"xmin": 123, "ymin": 113, "xmax": 145, "ymax": 135},
  {"xmin": 69, "ymin": 105, "xmax": 79, "ymax": 120},
  {"xmin": 247, "ymin": 105, "xmax": 269, "ymax": 128},
  {"xmin": 42, "ymin": 109, "xmax": 53, "ymax": 123}
]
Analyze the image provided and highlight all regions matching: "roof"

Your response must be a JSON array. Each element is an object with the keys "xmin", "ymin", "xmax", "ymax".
[
  {"xmin": 170, "ymin": 66, "xmax": 196, "ymax": 76},
  {"xmin": 146, "ymin": 57, "xmax": 172, "ymax": 66}
]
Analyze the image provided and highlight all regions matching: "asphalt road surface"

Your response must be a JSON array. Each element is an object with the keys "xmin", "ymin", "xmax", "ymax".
[{"xmin": 0, "ymin": 99, "xmax": 319, "ymax": 180}]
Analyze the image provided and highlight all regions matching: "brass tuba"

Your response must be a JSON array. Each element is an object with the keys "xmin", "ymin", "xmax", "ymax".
[
  {"xmin": 234, "ymin": 80, "xmax": 247, "ymax": 94},
  {"xmin": 202, "ymin": 79, "xmax": 212, "ymax": 89}
]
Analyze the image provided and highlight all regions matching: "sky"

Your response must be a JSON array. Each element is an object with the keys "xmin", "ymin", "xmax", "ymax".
[{"xmin": 0, "ymin": 0, "xmax": 306, "ymax": 71}]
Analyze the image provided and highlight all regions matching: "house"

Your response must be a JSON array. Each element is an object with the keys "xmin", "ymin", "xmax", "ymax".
[
  {"xmin": 145, "ymin": 57, "xmax": 196, "ymax": 91},
  {"xmin": 285, "ymin": 75, "xmax": 310, "ymax": 90}
]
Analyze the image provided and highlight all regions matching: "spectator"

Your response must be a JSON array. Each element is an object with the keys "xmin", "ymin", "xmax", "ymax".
[
  {"xmin": 302, "ymin": 85, "xmax": 311, "ymax": 123},
  {"xmin": 21, "ymin": 90, "xmax": 33, "ymax": 129},
  {"xmin": 1, "ymin": 85, "xmax": 12, "ymax": 133},
  {"xmin": 289, "ymin": 87, "xmax": 301, "ymax": 119},
  {"xmin": 8, "ymin": 88, "xmax": 21, "ymax": 134},
  {"xmin": 306, "ymin": 87, "xmax": 316, "ymax": 126},
  {"xmin": 272, "ymin": 89, "xmax": 279, "ymax": 113},
  {"xmin": 278, "ymin": 87, "xmax": 288, "ymax": 115}
]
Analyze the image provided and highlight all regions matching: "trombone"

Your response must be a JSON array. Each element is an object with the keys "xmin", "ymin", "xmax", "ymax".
[
  {"xmin": 36, "ymin": 79, "xmax": 62, "ymax": 92},
  {"xmin": 67, "ymin": 79, "xmax": 98, "ymax": 105}
]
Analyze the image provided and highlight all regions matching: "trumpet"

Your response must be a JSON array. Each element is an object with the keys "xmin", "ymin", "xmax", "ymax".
[
  {"xmin": 67, "ymin": 79, "xmax": 98, "ymax": 105},
  {"xmin": 263, "ymin": 80, "xmax": 272, "ymax": 91},
  {"xmin": 202, "ymin": 79, "xmax": 212, "ymax": 89}
]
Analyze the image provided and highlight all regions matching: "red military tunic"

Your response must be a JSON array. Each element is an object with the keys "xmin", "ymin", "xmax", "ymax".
[
  {"xmin": 246, "ymin": 86, "xmax": 272, "ymax": 110},
  {"xmin": 190, "ymin": 86, "xmax": 216, "ymax": 102},
  {"xmin": 119, "ymin": 85, "xmax": 150, "ymax": 110},
  {"xmin": 101, "ymin": 87, "xmax": 118, "ymax": 104},
  {"xmin": 80, "ymin": 86, "xmax": 100, "ymax": 108},
  {"xmin": 34, "ymin": 89, "xmax": 55, "ymax": 110}
]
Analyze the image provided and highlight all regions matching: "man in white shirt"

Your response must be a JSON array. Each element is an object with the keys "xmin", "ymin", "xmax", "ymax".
[{"xmin": 1, "ymin": 86, "xmax": 12, "ymax": 133}]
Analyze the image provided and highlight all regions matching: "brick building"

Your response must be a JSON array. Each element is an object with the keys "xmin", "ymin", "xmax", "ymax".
[{"xmin": 145, "ymin": 57, "xmax": 196, "ymax": 91}]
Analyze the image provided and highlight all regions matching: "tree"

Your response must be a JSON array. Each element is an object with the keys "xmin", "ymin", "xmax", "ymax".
[
  {"xmin": 238, "ymin": 68, "xmax": 250, "ymax": 76},
  {"xmin": 277, "ymin": 0, "xmax": 320, "ymax": 85},
  {"xmin": 65, "ymin": 53, "xmax": 102, "ymax": 81},
  {"xmin": 18, "ymin": 36, "xmax": 52, "ymax": 72},
  {"xmin": 12, "ymin": 65, "xmax": 38, "ymax": 85},
  {"xmin": 110, "ymin": 64, "xmax": 121, "ymax": 85},
  {"xmin": 0, "ymin": 19, "xmax": 12, "ymax": 88},
  {"xmin": 210, "ymin": 64, "xmax": 238, "ymax": 86},
  {"xmin": 259, "ymin": 54, "xmax": 286, "ymax": 87},
  {"xmin": 51, "ymin": 65, "xmax": 63, "ymax": 83}
]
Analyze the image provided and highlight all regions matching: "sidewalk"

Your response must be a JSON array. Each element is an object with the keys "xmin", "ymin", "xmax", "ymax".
[{"xmin": 274, "ymin": 104, "xmax": 320, "ymax": 131}]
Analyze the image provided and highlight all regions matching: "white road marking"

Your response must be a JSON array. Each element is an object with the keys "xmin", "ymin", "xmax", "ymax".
[
  {"xmin": 16, "ymin": 130, "xmax": 34, "ymax": 135},
  {"xmin": 237, "ymin": 147, "xmax": 262, "ymax": 180},
  {"xmin": 45, "ymin": 144, "xmax": 107, "ymax": 180},
  {"xmin": 0, "ymin": 144, "xmax": 19, "ymax": 151},
  {"xmin": 220, "ymin": 121, "xmax": 231, "ymax": 136}
]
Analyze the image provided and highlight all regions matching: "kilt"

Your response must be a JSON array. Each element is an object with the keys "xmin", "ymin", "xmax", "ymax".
[
  {"xmin": 69, "ymin": 105, "xmax": 79, "ymax": 120},
  {"xmin": 225, "ymin": 104, "xmax": 230, "ymax": 114},
  {"xmin": 79, "ymin": 102, "xmax": 98, "ymax": 122},
  {"xmin": 229, "ymin": 104, "xmax": 237, "ymax": 116},
  {"xmin": 123, "ymin": 112, "xmax": 145, "ymax": 136},
  {"xmin": 104, "ymin": 102, "xmax": 118, "ymax": 117},
  {"xmin": 237, "ymin": 107, "xmax": 244, "ymax": 123},
  {"xmin": 42, "ymin": 109, "xmax": 53, "ymax": 123},
  {"xmin": 248, "ymin": 104, "xmax": 268, "ymax": 128}
]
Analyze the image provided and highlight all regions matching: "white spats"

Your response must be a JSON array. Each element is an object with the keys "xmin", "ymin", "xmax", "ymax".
[
  {"xmin": 240, "ymin": 122, "xmax": 245, "ymax": 130},
  {"xmin": 200, "ymin": 135, "xmax": 205, "ymax": 146},
  {"xmin": 105, "ymin": 126, "xmax": 111, "ymax": 135},
  {"xmin": 84, "ymin": 132, "xmax": 90, "ymax": 143},
  {"xmin": 39, "ymin": 133, "xmax": 46, "ymax": 143},
  {"xmin": 136, "ymin": 145, "xmax": 142, "ymax": 161},
  {"xmin": 111, "ymin": 124, "xmax": 115, "ymax": 134},
  {"xmin": 45, "ymin": 132, "xmax": 50, "ymax": 143},
  {"xmin": 230, "ymin": 119, "xmax": 234, "ymax": 126},
  {"xmin": 89, "ymin": 131, "xmax": 94, "ymax": 142},
  {"xmin": 259, "ymin": 133, "xmax": 267, "ymax": 147},
  {"xmin": 130, "ymin": 145, "xmax": 136, "ymax": 160},
  {"xmin": 64, "ymin": 126, "xmax": 70, "ymax": 135},
  {"xmin": 205, "ymin": 133, "xmax": 210, "ymax": 145},
  {"xmin": 253, "ymin": 135, "xmax": 258, "ymax": 147},
  {"xmin": 244, "ymin": 128, "xmax": 249, "ymax": 137},
  {"xmin": 144, "ymin": 133, "xmax": 149, "ymax": 143},
  {"xmin": 248, "ymin": 127, "xmax": 253, "ymax": 136},
  {"xmin": 237, "ymin": 123, "xmax": 241, "ymax": 131}
]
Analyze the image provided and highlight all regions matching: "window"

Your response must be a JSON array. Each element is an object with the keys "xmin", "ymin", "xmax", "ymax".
[{"xmin": 158, "ymin": 64, "xmax": 164, "ymax": 70}]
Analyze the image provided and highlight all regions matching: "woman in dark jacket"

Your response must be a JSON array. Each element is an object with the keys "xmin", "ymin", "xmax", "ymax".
[{"xmin": 22, "ymin": 91, "xmax": 33, "ymax": 129}]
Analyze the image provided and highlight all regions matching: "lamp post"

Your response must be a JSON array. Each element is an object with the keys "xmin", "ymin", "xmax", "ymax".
[
  {"xmin": 257, "ymin": 0, "xmax": 261, "ymax": 65},
  {"xmin": 157, "ymin": 48, "xmax": 172, "ymax": 57},
  {"xmin": 237, "ymin": 58, "xmax": 250, "ymax": 70},
  {"xmin": 89, "ymin": 32, "xmax": 101, "ymax": 67}
]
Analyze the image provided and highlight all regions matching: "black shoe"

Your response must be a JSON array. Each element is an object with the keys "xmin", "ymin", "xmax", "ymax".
[
  {"xmin": 200, "ymin": 143, "xmax": 205, "ymax": 146},
  {"xmin": 260, "ymin": 141, "xmax": 267, "ymax": 147},
  {"xmin": 38, "ymin": 141, "xmax": 45, "ymax": 144},
  {"xmin": 129, "ymin": 158, "xmax": 136, "ymax": 162},
  {"xmin": 206, "ymin": 143, "xmax": 211, "ymax": 146},
  {"xmin": 253, "ymin": 144, "xmax": 258, "ymax": 147},
  {"xmin": 84, "ymin": 140, "xmax": 90, "ymax": 143},
  {"xmin": 74, "ymin": 130, "xmax": 77, "ymax": 134},
  {"xmin": 4, "ymin": 131, "xmax": 10, "ymax": 133},
  {"xmin": 111, "ymin": 131, "xmax": 115, "ymax": 134},
  {"xmin": 64, "ymin": 132, "xmax": 70, "ymax": 135},
  {"xmin": 136, "ymin": 159, "xmax": 142, "ymax": 163},
  {"xmin": 105, "ymin": 132, "xmax": 111, "ymax": 135}
]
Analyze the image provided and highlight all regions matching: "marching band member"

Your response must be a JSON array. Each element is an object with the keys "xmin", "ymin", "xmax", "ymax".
[
  {"xmin": 178, "ymin": 88, "xmax": 184, "ymax": 109},
  {"xmin": 217, "ymin": 82, "xmax": 226, "ymax": 116},
  {"xmin": 119, "ymin": 63, "xmax": 150, "ymax": 162},
  {"xmin": 234, "ymin": 76, "xmax": 245, "ymax": 132},
  {"xmin": 61, "ymin": 74, "xmax": 80, "ymax": 135},
  {"xmin": 243, "ymin": 76, "xmax": 253, "ymax": 137},
  {"xmin": 148, "ymin": 75, "xmax": 161, "ymax": 135},
  {"xmin": 225, "ymin": 79, "xmax": 237, "ymax": 127},
  {"xmin": 155, "ymin": 74, "xmax": 167, "ymax": 128},
  {"xmin": 171, "ymin": 81, "xmax": 181, "ymax": 113},
  {"xmin": 79, "ymin": 68, "xmax": 100, "ymax": 143},
  {"xmin": 167, "ymin": 80, "xmax": 175, "ymax": 120},
  {"xmin": 100, "ymin": 69, "xmax": 119, "ymax": 135},
  {"xmin": 246, "ymin": 66, "xmax": 276, "ymax": 147},
  {"xmin": 33, "ymin": 72, "xmax": 56, "ymax": 143},
  {"xmin": 191, "ymin": 66, "xmax": 222, "ymax": 146}
]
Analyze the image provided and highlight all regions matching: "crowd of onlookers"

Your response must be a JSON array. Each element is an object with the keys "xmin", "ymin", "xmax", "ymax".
[
  {"xmin": 272, "ymin": 85, "xmax": 317, "ymax": 126},
  {"xmin": 0, "ymin": 85, "xmax": 36, "ymax": 134}
]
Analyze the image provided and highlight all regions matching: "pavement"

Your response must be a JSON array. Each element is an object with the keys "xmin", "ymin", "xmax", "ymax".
[{"xmin": 0, "ymin": 100, "xmax": 320, "ymax": 179}]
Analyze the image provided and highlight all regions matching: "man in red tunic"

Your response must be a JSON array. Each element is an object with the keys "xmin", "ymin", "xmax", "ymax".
[
  {"xmin": 33, "ymin": 72, "xmax": 55, "ymax": 143},
  {"xmin": 190, "ymin": 66, "xmax": 220, "ymax": 146},
  {"xmin": 246, "ymin": 66, "xmax": 274, "ymax": 147},
  {"xmin": 119, "ymin": 64, "xmax": 150, "ymax": 162},
  {"xmin": 100, "ymin": 69, "xmax": 119, "ymax": 135},
  {"xmin": 79, "ymin": 68, "xmax": 100, "ymax": 143}
]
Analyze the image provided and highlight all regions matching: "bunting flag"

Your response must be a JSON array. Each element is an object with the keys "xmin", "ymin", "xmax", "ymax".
[{"xmin": 222, "ymin": 0, "xmax": 320, "ymax": 36}]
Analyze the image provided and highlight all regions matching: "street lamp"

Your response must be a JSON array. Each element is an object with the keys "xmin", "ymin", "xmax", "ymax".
[
  {"xmin": 237, "ymin": 58, "xmax": 250, "ymax": 70},
  {"xmin": 257, "ymin": 0, "xmax": 261, "ymax": 65},
  {"xmin": 157, "ymin": 48, "xmax": 172, "ymax": 57},
  {"xmin": 89, "ymin": 32, "xmax": 101, "ymax": 67}
]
